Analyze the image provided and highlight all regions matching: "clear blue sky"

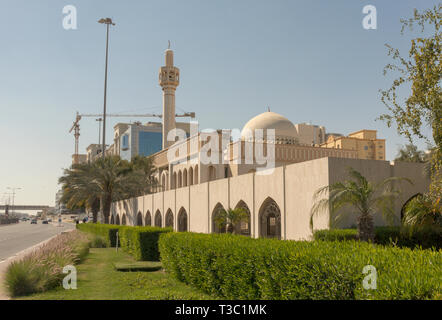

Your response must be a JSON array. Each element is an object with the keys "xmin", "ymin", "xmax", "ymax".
[{"xmin": 0, "ymin": 0, "xmax": 437, "ymax": 207}]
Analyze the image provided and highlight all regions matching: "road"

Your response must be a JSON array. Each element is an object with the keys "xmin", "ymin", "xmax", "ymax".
[{"xmin": 0, "ymin": 221, "xmax": 75, "ymax": 262}]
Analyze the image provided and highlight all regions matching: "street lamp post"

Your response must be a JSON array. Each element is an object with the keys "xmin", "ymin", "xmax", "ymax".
[
  {"xmin": 7, "ymin": 187, "xmax": 22, "ymax": 215},
  {"xmin": 98, "ymin": 18, "xmax": 115, "ymax": 159}
]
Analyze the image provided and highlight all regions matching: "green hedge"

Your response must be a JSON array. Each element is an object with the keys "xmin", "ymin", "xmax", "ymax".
[
  {"xmin": 119, "ymin": 226, "xmax": 172, "ymax": 261},
  {"xmin": 77, "ymin": 223, "xmax": 120, "ymax": 247},
  {"xmin": 314, "ymin": 226, "xmax": 442, "ymax": 250},
  {"xmin": 159, "ymin": 232, "xmax": 442, "ymax": 300},
  {"xmin": 77, "ymin": 223, "xmax": 172, "ymax": 261}
]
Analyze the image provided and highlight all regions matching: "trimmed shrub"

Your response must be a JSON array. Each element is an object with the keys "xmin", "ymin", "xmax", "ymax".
[
  {"xmin": 77, "ymin": 223, "xmax": 120, "ymax": 247},
  {"xmin": 159, "ymin": 232, "xmax": 442, "ymax": 300},
  {"xmin": 77, "ymin": 223, "xmax": 172, "ymax": 260},
  {"xmin": 314, "ymin": 226, "xmax": 441, "ymax": 250},
  {"xmin": 313, "ymin": 229, "xmax": 358, "ymax": 241},
  {"xmin": 120, "ymin": 226, "xmax": 172, "ymax": 261}
]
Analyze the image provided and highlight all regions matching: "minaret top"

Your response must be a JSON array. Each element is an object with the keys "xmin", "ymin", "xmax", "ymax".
[
  {"xmin": 159, "ymin": 42, "xmax": 179, "ymax": 88},
  {"xmin": 165, "ymin": 40, "xmax": 173, "ymax": 66}
]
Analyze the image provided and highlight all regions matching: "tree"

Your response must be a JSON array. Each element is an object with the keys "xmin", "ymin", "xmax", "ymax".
[
  {"xmin": 59, "ymin": 162, "xmax": 101, "ymax": 222},
  {"xmin": 402, "ymin": 194, "xmax": 441, "ymax": 229},
  {"xmin": 59, "ymin": 155, "xmax": 156, "ymax": 224},
  {"xmin": 395, "ymin": 144, "xmax": 426, "ymax": 162},
  {"xmin": 379, "ymin": 5, "xmax": 441, "ymax": 201},
  {"xmin": 310, "ymin": 167, "xmax": 411, "ymax": 242},
  {"xmin": 214, "ymin": 207, "xmax": 249, "ymax": 234}
]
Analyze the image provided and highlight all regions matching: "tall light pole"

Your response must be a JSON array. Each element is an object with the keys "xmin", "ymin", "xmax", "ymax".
[
  {"xmin": 7, "ymin": 187, "xmax": 22, "ymax": 215},
  {"xmin": 98, "ymin": 18, "xmax": 115, "ymax": 159},
  {"xmin": 96, "ymin": 118, "xmax": 103, "ymax": 145}
]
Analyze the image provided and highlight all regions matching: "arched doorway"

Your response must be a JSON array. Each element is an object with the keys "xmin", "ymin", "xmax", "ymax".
[
  {"xmin": 110, "ymin": 215, "xmax": 115, "ymax": 225},
  {"xmin": 116, "ymin": 215, "xmax": 120, "ymax": 225},
  {"xmin": 122, "ymin": 214, "xmax": 127, "ymax": 226},
  {"xmin": 136, "ymin": 211, "xmax": 143, "ymax": 226},
  {"xmin": 178, "ymin": 207, "xmax": 188, "ymax": 232},
  {"xmin": 172, "ymin": 172, "xmax": 177, "ymax": 189},
  {"xmin": 178, "ymin": 170, "xmax": 182, "ymax": 188},
  {"xmin": 145, "ymin": 211, "xmax": 151, "ymax": 226},
  {"xmin": 212, "ymin": 203, "xmax": 226, "ymax": 233},
  {"xmin": 234, "ymin": 200, "xmax": 251, "ymax": 236},
  {"xmin": 154, "ymin": 210, "xmax": 162, "ymax": 227},
  {"xmin": 165, "ymin": 209, "xmax": 174, "ymax": 228},
  {"xmin": 258, "ymin": 197, "xmax": 281, "ymax": 239}
]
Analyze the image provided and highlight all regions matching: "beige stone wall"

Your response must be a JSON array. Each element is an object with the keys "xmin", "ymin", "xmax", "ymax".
[{"xmin": 112, "ymin": 157, "xmax": 430, "ymax": 241}]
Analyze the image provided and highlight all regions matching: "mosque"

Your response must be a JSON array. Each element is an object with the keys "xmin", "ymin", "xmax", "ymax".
[{"xmin": 106, "ymin": 47, "xmax": 429, "ymax": 240}]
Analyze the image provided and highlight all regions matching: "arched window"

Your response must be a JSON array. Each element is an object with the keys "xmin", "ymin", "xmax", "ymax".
[
  {"xmin": 122, "ymin": 214, "xmax": 127, "ymax": 226},
  {"xmin": 178, "ymin": 170, "xmax": 182, "ymax": 188},
  {"xmin": 183, "ymin": 169, "xmax": 188, "ymax": 187},
  {"xmin": 165, "ymin": 209, "xmax": 174, "ymax": 228},
  {"xmin": 209, "ymin": 166, "xmax": 216, "ymax": 181},
  {"xmin": 173, "ymin": 172, "xmax": 177, "ymax": 189},
  {"xmin": 234, "ymin": 200, "xmax": 251, "ymax": 236},
  {"xmin": 258, "ymin": 197, "xmax": 281, "ymax": 239},
  {"xmin": 212, "ymin": 203, "xmax": 226, "ymax": 233},
  {"xmin": 116, "ymin": 215, "xmax": 120, "ymax": 225},
  {"xmin": 189, "ymin": 167, "xmax": 194, "ymax": 186},
  {"xmin": 178, "ymin": 207, "xmax": 188, "ymax": 232},
  {"xmin": 154, "ymin": 210, "xmax": 162, "ymax": 227},
  {"xmin": 136, "ymin": 211, "xmax": 143, "ymax": 226},
  {"xmin": 161, "ymin": 173, "xmax": 166, "ymax": 191},
  {"xmin": 194, "ymin": 165, "xmax": 199, "ymax": 184},
  {"xmin": 145, "ymin": 211, "xmax": 152, "ymax": 226}
]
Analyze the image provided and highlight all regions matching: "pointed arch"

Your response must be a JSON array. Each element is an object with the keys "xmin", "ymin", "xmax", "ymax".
[
  {"xmin": 172, "ymin": 172, "xmax": 177, "ymax": 189},
  {"xmin": 194, "ymin": 165, "xmax": 199, "ymax": 184},
  {"xmin": 189, "ymin": 167, "xmax": 194, "ymax": 186},
  {"xmin": 208, "ymin": 165, "xmax": 216, "ymax": 181},
  {"xmin": 136, "ymin": 211, "xmax": 143, "ymax": 226},
  {"xmin": 145, "ymin": 210, "xmax": 152, "ymax": 226},
  {"xmin": 183, "ymin": 168, "xmax": 188, "ymax": 187},
  {"xmin": 234, "ymin": 200, "xmax": 251, "ymax": 236},
  {"xmin": 165, "ymin": 209, "xmax": 174, "ymax": 228},
  {"xmin": 258, "ymin": 197, "xmax": 281, "ymax": 239},
  {"xmin": 154, "ymin": 210, "xmax": 162, "ymax": 227},
  {"xmin": 178, "ymin": 170, "xmax": 183, "ymax": 188},
  {"xmin": 115, "ymin": 215, "xmax": 120, "ymax": 225},
  {"xmin": 161, "ymin": 172, "xmax": 166, "ymax": 191},
  {"xmin": 110, "ymin": 215, "xmax": 115, "ymax": 225},
  {"xmin": 122, "ymin": 214, "xmax": 127, "ymax": 226},
  {"xmin": 178, "ymin": 207, "xmax": 188, "ymax": 232},
  {"xmin": 212, "ymin": 202, "xmax": 226, "ymax": 233}
]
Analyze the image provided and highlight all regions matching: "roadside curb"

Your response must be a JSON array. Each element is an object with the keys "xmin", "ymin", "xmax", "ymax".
[{"xmin": 0, "ymin": 228, "xmax": 75, "ymax": 300}]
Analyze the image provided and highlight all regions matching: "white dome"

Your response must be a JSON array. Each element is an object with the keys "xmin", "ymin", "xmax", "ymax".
[{"xmin": 241, "ymin": 111, "xmax": 298, "ymax": 143}]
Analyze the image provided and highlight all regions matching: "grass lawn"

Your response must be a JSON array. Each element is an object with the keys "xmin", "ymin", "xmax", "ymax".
[{"xmin": 20, "ymin": 248, "xmax": 215, "ymax": 300}]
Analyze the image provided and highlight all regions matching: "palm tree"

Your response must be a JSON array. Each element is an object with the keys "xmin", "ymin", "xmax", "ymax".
[
  {"xmin": 59, "ymin": 155, "xmax": 157, "ymax": 224},
  {"xmin": 214, "ymin": 207, "xmax": 249, "ymax": 234},
  {"xmin": 59, "ymin": 162, "xmax": 101, "ymax": 222},
  {"xmin": 310, "ymin": 167, "xmax": 412, "ymax": 242},
  {"xmin": 402, "ymin": 194, "xmax": 441, "ymax": 229}
]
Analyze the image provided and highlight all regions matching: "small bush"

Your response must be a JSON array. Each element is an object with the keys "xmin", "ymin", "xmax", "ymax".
[
  {"xmin": 5, "ymin": 230, "xmax": 90, "ymax": 297},
  {"xmin": 120, "ymin": 226, "xmax": 172, "ymax": 261},
  {"xmin": 314, "ymin": 226, "xmax": 441, "ymax": 249},
  {"xmin": 77, "ymin": 223, "xmax": 120, "ymax": 247},
  {"xmin": 89, "ymin": 235, "xmax": 108, "ymax": 248},
  {"xmin": 159, "ymin": 232, "xmax": 442, "ymax": 300}
]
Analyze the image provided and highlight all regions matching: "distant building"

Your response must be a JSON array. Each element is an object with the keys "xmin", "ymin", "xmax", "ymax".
[{"xmin": 321, "ymin": 129, "xmax": 386, "ymax": 160}]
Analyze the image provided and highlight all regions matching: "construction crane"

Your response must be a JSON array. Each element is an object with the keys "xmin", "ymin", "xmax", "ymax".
[{"xmin": 69, "ymin": 111, "xmax": 196, "ymax": 163}]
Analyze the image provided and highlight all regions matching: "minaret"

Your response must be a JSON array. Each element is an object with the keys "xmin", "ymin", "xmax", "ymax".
[{"xmin": 159, "ymin": 43, "xmax": 180, "ymax": 149}]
